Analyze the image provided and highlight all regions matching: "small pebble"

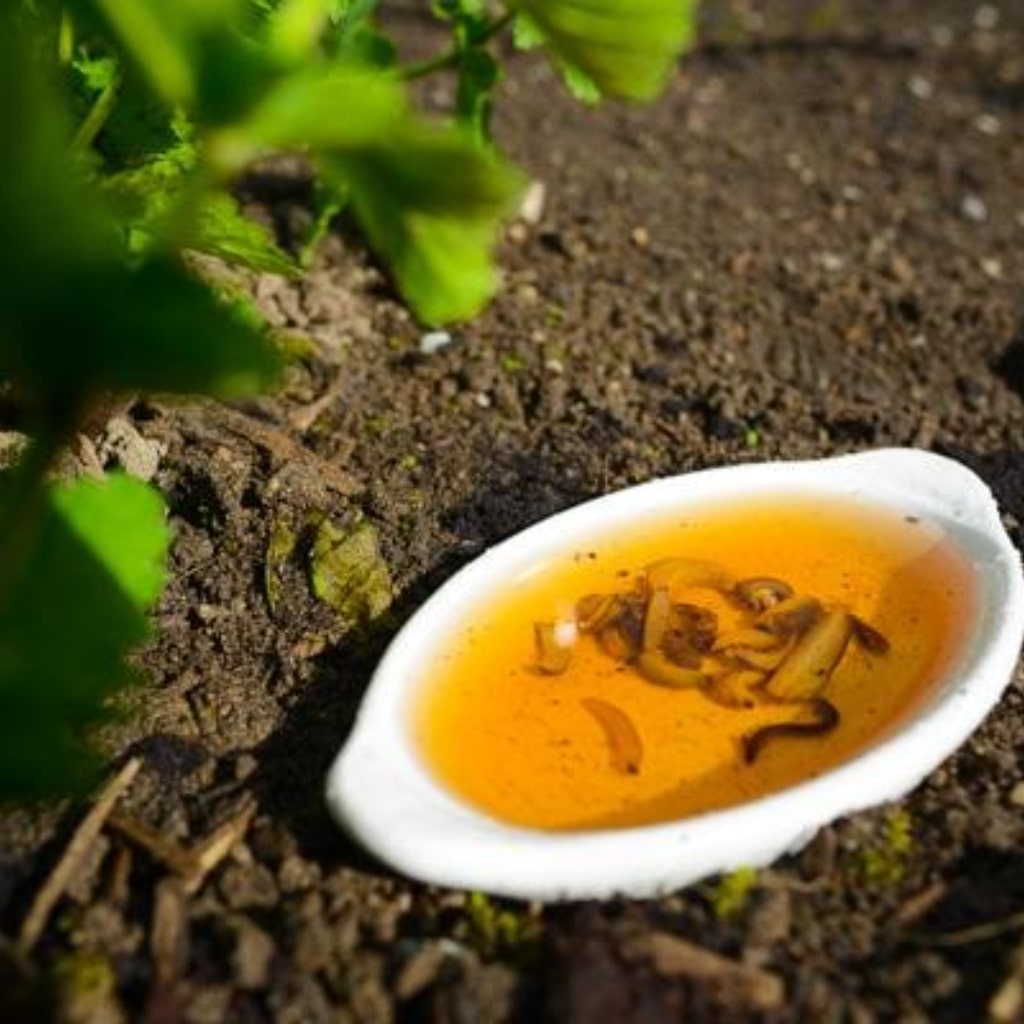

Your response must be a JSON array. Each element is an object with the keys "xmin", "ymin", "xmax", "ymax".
[
  {"xmin": 544, "ymin": 358, "xmax": 565, "ymax": 375},
  {"xmin": 909, "ymin": 333, "xmax": 928, "ymax": 350},
  {"xmin": 1009, "ymin": 781, "xmax": 1024, "ymax": 806},
  {"xmin": 419, "ymin": 330, "xmax": 453, "ymax": 355},
  {"xmin": 974, "ymin": 113, "xmax": 1001, "ymax": 136},
  {"xmin": 840, "ymin": 185, "xmax": 864, "ymax": 203},
  {"xmin": 819, "ymin": 252, "xmax": 845, "ymax": 273},
  {"xmin": 631, "ymin": 226, "xmax": 651, "ymax": 248},
  {"xmin": 519, "ymin": 181, "xmax": 547, "ymax": 225},
  {"xmin": 474, "ymin": 392, "xmax": 492, "ymax": 408},
  {"xmin": 981, "ymin": 257, "xmax": 1003, "ymax": 280},
  {"xmin": 961, "ymin": 195, "xmax": 989, "ymax": 223},
  {"xmin": 974, "ymin": 5, "xmax": 1000, "ymax": 31},
  {"xmin": 907, "ymin": 76, "xmax": 934, "ymax": 101}
]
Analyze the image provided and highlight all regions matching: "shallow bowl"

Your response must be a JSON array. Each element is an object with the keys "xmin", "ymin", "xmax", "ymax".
[{"xmin": 326, "ymin": 449, "xmax": 1024, "ymax": 900}]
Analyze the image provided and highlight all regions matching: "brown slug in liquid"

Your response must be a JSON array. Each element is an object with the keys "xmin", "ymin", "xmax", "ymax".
[{"xmin": 413, "ymin": 496, "xmax": 976, "ymax": 831}]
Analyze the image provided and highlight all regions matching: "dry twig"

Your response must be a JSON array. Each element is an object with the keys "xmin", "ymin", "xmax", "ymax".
[{"xmin": 18, "ymin": 757, "xmax": 141, "ymax": 954}]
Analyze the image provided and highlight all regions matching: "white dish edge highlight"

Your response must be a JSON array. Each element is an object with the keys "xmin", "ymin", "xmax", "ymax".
[{"xmin": 325, "ymin": 449, "xmax": 1024, "ymax": 901}]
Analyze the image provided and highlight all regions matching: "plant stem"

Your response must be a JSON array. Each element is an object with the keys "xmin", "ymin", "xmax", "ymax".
[
  {"xmin": 73, "ymin": 71, "xmax": 122, "ymax": 154},
  {"xmin": 58, "ymin": 8, "xmax": 74, "ymax": 64},
  {"xmin": 402, "ymin": 12, "xmax": 514, "ymax": 81}
]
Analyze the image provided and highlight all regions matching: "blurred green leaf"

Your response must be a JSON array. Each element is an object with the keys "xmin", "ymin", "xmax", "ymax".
[
  {"xmin": 207, "ymin": 65, "xmax": 405, "ymax": 173},
  {"xmin": 0, "ymin": 257, "xmax": 282, "ymax": 406},
  {"xmin": 560, "ymin": 63, "xmax": 601, "ymax": 105},
  {"xmin": 103, "ymin": 152, "xmax": 296, "ymax": 275},
  {"xmin": 0, "ymin": 21, "xmax": 281, "ymax": 411},
  {"xmin": 507, "ymin": 0, "xmax": 698, "ymax": 101},
  {"xmin": 78, "ymin": 0, "xmax": 203, "ymax": 104},
  {"xmin": 456, "ymin": 48, "xmax": 500, "ymax": 145},
  {"xmin": 0, "ymin": 474, "xmax": 170, "ymax": 798},
  {"xmin": 331, "ymin": 125, "xmax": 523, "ymax": 324},
  {"xmin": 76, "ymin": 0, "xmax": 279, "ymax": 127},
  {"xmin": 193, "ymin": 194, "xmax": 298, "ymax": 276},
  {"xmin": 265, "ymin": 0, "xmax": 333, "ymax": 62}
]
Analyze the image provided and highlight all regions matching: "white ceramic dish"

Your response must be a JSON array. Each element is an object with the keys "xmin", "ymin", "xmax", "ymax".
[{"xmin": 325, "ymin": 449, "xmax": 1024, "ymax": 900}]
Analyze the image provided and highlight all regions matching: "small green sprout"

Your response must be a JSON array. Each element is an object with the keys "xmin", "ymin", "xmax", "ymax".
[{"xmin": 711, "ymin": 866, "xmax": 759, "ymax": 919}]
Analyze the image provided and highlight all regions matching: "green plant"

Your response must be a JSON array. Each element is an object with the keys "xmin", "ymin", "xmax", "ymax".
[
  {"xmin": 849, "ymin": 809, "xmax": 915, "ymax": 887},
  {"xmin": 711, "ymin": 866, "xmax": 758, "ymax": 919},
  {"xmin": 0, "ymin": 0, "xmax": 699, "ymax": 798}
]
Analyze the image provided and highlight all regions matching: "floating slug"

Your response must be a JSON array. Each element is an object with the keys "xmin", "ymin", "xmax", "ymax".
[
  {"xmin": 741, "ymin": 699, "xmax": 841, "ymax": 764},
  {"xmin": 580, "ymin": 697, "xmax": 644, "ymax": 775}
]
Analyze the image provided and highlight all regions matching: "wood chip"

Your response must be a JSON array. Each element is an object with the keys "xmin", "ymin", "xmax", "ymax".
[
  {"xmin": 184, "ymin": 801, "xmax": 257, "ymax": 895},
  {"xmin": 107, "ymin": 813, "xmax": 198, "ymax": 877},
  {"xmin": 622, "ymin": 931, "xmax": 784, "ymax": 1012},
  {"xmin": 18, "ymin": 758, "xmax": 141, "ymax": 954},
  {"xmin": 989, "ymin": 938, "xmax": 1024, "ymax": 1023},
  {"xmin": 107, "ymin": 800, "xmax": 256, "ymax": 896},
  {"xmin": 151, "ymin": 879, "xmax": 188, "ymax": 987},
  {"xmin": 174, "ymin": 402, "xmax": 360, "ymax": 496},
  {"xmin": 893, "ymin": 880, "xmax": 947, "ymax": 927}
]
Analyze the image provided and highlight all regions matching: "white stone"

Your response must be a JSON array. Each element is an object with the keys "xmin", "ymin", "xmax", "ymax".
[
  {"xmin": 326, "ymin": 451, "xmax": 1024, "ymax": 900},
  {"xmin": 518, "ymin": 181, "xmax": 547, "ymax": 226},
  {"xmin": 907, "ymin": 76, "xmax": 934, "ymax": 100},
  {"xmin": 961, "ymin": 194, "xmax": 989, "ymax": 223},
  {"xmin": 974, "ymin": 113, "xmax": 1001, "ymax": 136},
  {"xmin": 974, "ymin": 5, "xmax": 1000, "ymax": 31},
  {"xmin": 418, "ymin": 331, "xmax": 453, "ymax": 355}
]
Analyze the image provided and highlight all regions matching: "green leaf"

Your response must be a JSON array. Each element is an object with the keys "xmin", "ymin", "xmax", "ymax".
[
  {"xmin": 456, "ymin": 48, "xmax": 500, "ymax": 145},
  {"xmin": 53, "ymin": 474, "xmax": 169, "ymax": 609},
  {"xmin": 265, "ymin": 0, "xmax": 333, "ymax": 62},
  {"xmin": 299, "ymin": 179, "xmax": 348, "ymax": 267},
  {"xmin": 193, "ymin": 194, "xmax": 298, "ymax": 276},
  {"xmin": 105, "ymin": 151, "xmax": 297, "ymax": 274},
  {"xmin": 326, "ymin": 23, "xmax": 395, "ymax": 66},
  {"xmin": 0, "ymin": 474, "xmax": 170, "ymax": 798},
  {"xmin": 560, "ymin": 62, "xmax": 601, "ymax": 105},
  {"xmin": 512, "ymin": 12, "xmax": 545, "ymax": 50},
  {"xmin": 0, "ymin": 258, "xmax": 282, "ymax": 406},
  {"xmin": 76, "ymin": 0, "xmax": 278, "ymax": 127},
  {"xmin": 0, "ymin": 21, "xmax": 281, "ymax": 410},
  {"xmin": 79, "ymin": 0, "xmax": 201, "ymax": 104},
  {"xmin": 330, "ymin": 125, "xmax": 524, "ymax": 324},
  {"xmin": 432, "ymin": 0, "xmax": 487, "ymax": 20},
  {"xmin": 71, "ymin": 51, "xmax": 119, "ymax": 96},
  {"xmin": 506, "ymin": 0, "xmax": 699, "ymax": 101},
  {"xmin": 206, "ymin": 65, "xmax": 405, "ymax": 174},
  {"xmin": 309, "ymin": 518, "xmax": 393, "ymax": 628}
]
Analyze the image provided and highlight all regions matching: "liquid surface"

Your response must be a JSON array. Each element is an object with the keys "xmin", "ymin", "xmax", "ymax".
[{"xmin": 413, "ymin": 496, "xmax": 977, "ymax": 831}]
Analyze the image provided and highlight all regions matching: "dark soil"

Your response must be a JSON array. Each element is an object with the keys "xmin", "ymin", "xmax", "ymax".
[{"xmin": 4, "ymin": 2, "xmax": 1024, "ymax": 1021}]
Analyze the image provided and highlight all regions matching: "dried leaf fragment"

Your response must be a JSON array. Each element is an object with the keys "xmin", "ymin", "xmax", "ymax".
[
  {"xmin": 581, "ymin": 697, "xmax": 644, "ymax": 775},
  {"xmin": 310, "ymin": 518, "xmax": 393, "ymax": 629}
]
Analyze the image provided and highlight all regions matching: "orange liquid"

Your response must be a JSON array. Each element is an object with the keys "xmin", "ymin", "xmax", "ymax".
[{"xmin": 413, "ymin": 497, "xmax": 976, "ymax": 831}]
